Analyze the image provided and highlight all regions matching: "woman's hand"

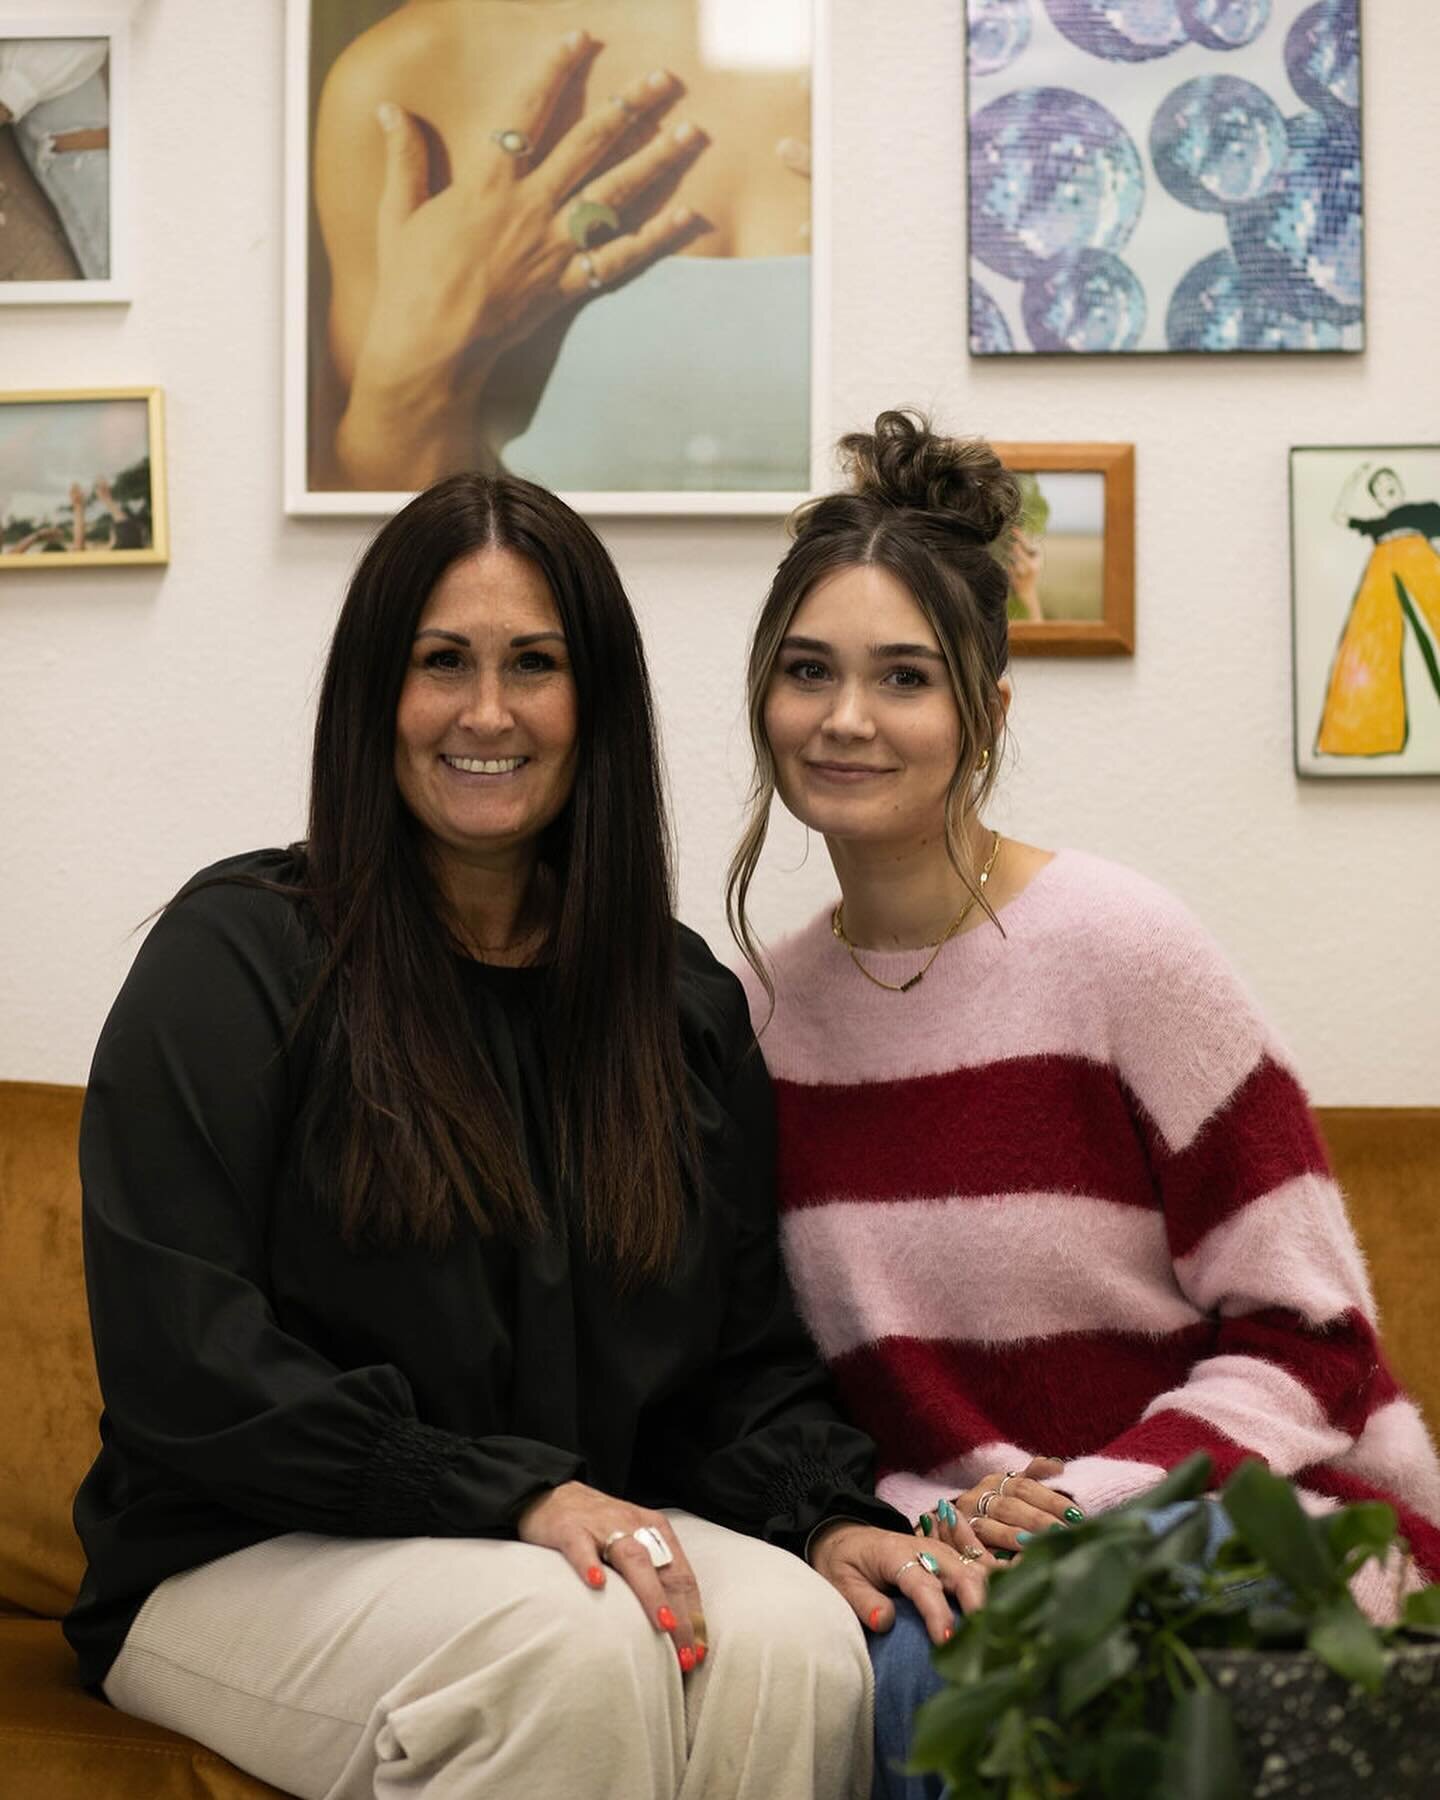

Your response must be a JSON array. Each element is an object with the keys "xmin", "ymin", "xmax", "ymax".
[
  {"xmin": 1008, "ymin": 529, "xmax": 1045, "ymax": 621},
  {"xmin": 808, "ymin": 1521, "xmax": 992, "ymax": 1645},
  {"xmin": 921, "ymin": 1457, "xmax": 1081, "ymax": 1557},
  {"xmin": 339, "ymin": 30, "xmax": 710, "ymax": 486},
  {"xmin": 516, "ymin": 1480, "xmax": 707, "ymax": 1673}
]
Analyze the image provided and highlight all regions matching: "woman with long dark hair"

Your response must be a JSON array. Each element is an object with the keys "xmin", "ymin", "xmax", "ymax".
[{"xmin": 69, "ymin": 473, "xmax": 988, "ymax": 1800}]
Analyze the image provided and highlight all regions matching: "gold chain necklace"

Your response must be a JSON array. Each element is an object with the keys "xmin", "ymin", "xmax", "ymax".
[{"xmin": 831, "ymin": 832, "xmax": 1003, "ymax": 994}]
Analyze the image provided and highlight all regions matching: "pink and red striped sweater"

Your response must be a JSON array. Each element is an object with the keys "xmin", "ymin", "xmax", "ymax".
[{"xmin": 744, "ymin": 852, "xmax": 1440, "ymax": 1608}]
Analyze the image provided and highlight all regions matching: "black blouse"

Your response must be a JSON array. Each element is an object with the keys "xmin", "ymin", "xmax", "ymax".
[{"xmin": 66, "ymin": 850, "xmax": 901, "ymax": 1687}]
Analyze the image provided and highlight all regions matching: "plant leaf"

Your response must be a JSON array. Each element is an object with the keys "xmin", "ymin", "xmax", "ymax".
[
  {"xmin": 1220, "ymin": 1460, "xmax": 1335, "ymax": 1601},
  {"xmin": 1246, "ymin": 1603, "xmax": 1309, "ymax": 1646},
  {"xmin": 1141, "ymin": 1504, "xmax": 1213, "ymax": 1573},
  {"xmin": 1308, "ymin": 1590, "xmax": 1386, "ymax": 1692},
  {"xmin": 977, "ymin": 1705, "xmax": 1032, "ymax": 1780},
  {"xmin": 1402, "ymin": 1585, "xmax": 1440, "ymax": 1637},
  {"xmin": 1100, "ymin": 1729, "xmax": 1166, "ymax": 1800},
  {"xmin": 1059, "ymin": 1628, "xmax": 1139, "ymax": 1718},
  {"xmin": 1047, "ymin": 1541, "xmax": 1138, "ymax": 1651},
  {"xmin": 985, "ymin": 1553, "xmax": 1055, "ymax": 1623},
  {"xmin": 1322, "ymin": 1501, "xmax": 1397, "ymax": 1567},
  {"xmin": 1161, "ymin": 1687, "xmax": 1246, "ymax": 1800},
  {"xmin": 1115, "ymin": 1452, "xmax": 1213, "ymax": 1517},
  {"xmin": 906, "ymin": 1670, "xmax": 1025, "ymax": 1773}
]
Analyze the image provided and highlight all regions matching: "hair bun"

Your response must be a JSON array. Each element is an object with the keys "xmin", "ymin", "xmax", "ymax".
[{"xmin": 837, "ymin": 409, "xmax": 1021, "ymax": 546}]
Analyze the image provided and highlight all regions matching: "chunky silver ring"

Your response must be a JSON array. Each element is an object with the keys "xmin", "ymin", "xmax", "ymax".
[
  {"xmin": 490, "ymin": 127, "xmax": 533, "ymax": 158},
  {"xmin": 601, "ymin": 1525, "xmax": 674, "ymax": 1569},
  {"xmin": 577, "ymin": 251, "xmax": 603, "ymax": 292}
]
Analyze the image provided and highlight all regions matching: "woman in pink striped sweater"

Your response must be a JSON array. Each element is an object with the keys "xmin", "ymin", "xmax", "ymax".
[{"xmin": 728, "ymin": 411, "xmax": 1440, "ymax": 1800}]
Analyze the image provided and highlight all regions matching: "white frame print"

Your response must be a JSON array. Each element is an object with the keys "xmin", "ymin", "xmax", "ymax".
[
  {"xmin": 0, "ymin": 14, "xmax": 130, "ymax": 305},
  {"xmin": 1291, "ymin": 444, "xmax": 1440, "ymax": 780},
  {"xmin": 283, "ymin": 0, "xmax": 832, "ymax": 517}
]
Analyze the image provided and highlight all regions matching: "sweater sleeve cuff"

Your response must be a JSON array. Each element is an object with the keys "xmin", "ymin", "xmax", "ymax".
[
  {"xmin": 759, "ymin": 1458, "xmax": 909, "ymax": 1555},
  {"xmin": 355, "ymin": 1419, "xmax": 587, "ymax": 1537},
  {"xmin": 1051, "ymin": 1455, "xmax": 1168, "ymax": 1517}
]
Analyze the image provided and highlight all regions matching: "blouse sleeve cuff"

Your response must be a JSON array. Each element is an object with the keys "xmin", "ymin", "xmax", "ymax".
[{"xmin": 354, "ymin": 1418, "xmax": 587, "ymax": 1537}]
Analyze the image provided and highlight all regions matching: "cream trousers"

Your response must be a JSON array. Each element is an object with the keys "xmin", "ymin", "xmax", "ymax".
[{"xmin": 104, "ymin": 1512, "xmax": 873, "ymax": 1800}]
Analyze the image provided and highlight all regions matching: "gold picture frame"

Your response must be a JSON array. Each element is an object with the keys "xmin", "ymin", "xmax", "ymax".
[
  {"xmin": 0, "ymin": 387, "xmax": 168, "ymax": 568},
  {"xmin": 993, "ymin": 442, "xmax": 1134, "ymax": 656}
]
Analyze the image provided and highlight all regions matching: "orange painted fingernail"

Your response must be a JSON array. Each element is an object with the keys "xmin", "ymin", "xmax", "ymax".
[
  {"xmin": 585, "ymin": 1565, "xmax": 605, "ymax": 1588},
  {"xmin": 678, "ymin": 1645, "xmax": 697, "ymax": 1672},
  {"xmin": 944, "ymin": 1626, "xmax": 954, "ymax": 1641},
  {"xmin": 657, "ymin": 1606, "xmax": 677, "ymax": 1631},
  {"xmin": 868, "ymin": 1607, "xmax": 883, "ymax": 1630}
]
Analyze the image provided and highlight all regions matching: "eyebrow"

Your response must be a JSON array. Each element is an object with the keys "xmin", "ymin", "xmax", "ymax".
[
  {"xmin": 780, "ymin": 634, "xmax": 945, "ymax": 663},
  {"xmin": 413, "ymin": 629, "xmax": 567, "ymax": 648}
]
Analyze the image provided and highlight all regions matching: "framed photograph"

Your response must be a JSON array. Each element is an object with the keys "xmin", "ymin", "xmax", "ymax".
[
  {"xmin": 284, "ymin": 0, "xmax": 827, "ymax": 516},
  {"xmin": 0, "ymin": 388, "xmax": 168, "ymax": 568},
  {"xmin": 967, "ymin": 1, "xmax": 1362, "ymax": 355},
  {"xmin": 1291, "ymin": 445, "xmax": 1440, "ymax": 779},
  {"xmin": 0, "ymin": 16, "xmax": 129, "ymax": 303},
  {"xmin": 994, "ymin": 442, "xmax": 1134, "ymax": 654}
]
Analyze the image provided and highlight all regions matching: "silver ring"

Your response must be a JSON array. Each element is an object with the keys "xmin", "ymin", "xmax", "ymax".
[
  {"xmin": 491, "ymin": 127, "xmax": 533, "ymax": 158},
  {"xmin": 600, "ymin": 1529, "xmax": 629, "ymax": 1564},
  {"xmin": 577, "ymin": 251, "xmax": 603, "ymax": 292},
  {"xmin": 976, "ymin": 1489, "xmax": 1000, "ymax": 1519},
  {"xmin": 894, "ymin": 1557, "xmax": 921, "ymax": 1580},
  {"xmin": 996, "ymin": 1470, "xmax": 1020, "ymax": 1499},
  {"xmin": 631, "ymin": 1525, "xmax": 673, "ymax": 1569}
]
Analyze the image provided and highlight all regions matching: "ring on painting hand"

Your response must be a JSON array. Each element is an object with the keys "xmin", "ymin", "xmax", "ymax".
[
  {"xmin": 577, "ymin": 251, "xmax": 603, "ymax": 291},
  {"xmin": 608, "ymin": 93, "xmax": 639, "ymax": 119},
  {"xmin": 490, "ymin": 128, "xmax": 533, "ymax": 158},
  {"xmin": 568, "ymin": 196, "xmax": 622, "ymax": 249}
]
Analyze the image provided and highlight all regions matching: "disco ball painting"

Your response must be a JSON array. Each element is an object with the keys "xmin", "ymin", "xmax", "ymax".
[{"xmin": 966, "ymin": 0, "xmax": 1363, "ymax": 354}]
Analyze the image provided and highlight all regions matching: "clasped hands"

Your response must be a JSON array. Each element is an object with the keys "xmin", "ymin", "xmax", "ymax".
[{"xmin": 519, "ymin": 1460, "xmax": 1077, "ymax": 1669}]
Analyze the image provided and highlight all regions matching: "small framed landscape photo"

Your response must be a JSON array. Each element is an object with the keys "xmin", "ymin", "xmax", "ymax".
[
  {"xmin": 993, "ymin": 442, "xmax": 1135, "ymax": 655},
  {"xmin": 0, "ymin": 388, "xmax": 169, "ymax": 568},
  {"xmin": 0, "ymin": 16, "xmax": 129, "ymax": 303},
  {"xmin": 1291, "ymin": 444, "xmax": 1440, "ymax": 778}
]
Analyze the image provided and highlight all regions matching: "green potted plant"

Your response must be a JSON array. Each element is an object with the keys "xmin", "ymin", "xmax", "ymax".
[{"xmin": 908, "ymin": 1453, "xmax": 1440, "ymax": 1798}]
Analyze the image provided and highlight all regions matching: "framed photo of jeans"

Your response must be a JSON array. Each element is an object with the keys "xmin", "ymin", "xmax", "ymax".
[
  {"xmin": 285, "ymin": 0, "xmax": 826, "ymax": 515},
  {"xmin": 966, "ymin": 1, "xmax": 1362, "ymax": 356},
  {"xmin": 0, "ymin": 16, "xmax": 129, "ymax": 303}
]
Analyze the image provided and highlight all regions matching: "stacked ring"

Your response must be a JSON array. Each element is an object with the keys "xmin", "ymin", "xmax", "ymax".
[
  {"xmin": 976, "ymin": 1489, "xmax": 1000, "ymax": 1519},
  {"xmin": 996, "ymin": 1470, "xmax": 1020, "ymax": 1499},
  {"xmin": 490, "ymin": 127, "xmax": 533, "ymax": 158},
  {"xmin": 577, "ymin": 252, "xmax": 603, "ymax": 292}
]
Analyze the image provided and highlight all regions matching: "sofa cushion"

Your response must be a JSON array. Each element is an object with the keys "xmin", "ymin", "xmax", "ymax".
[
  {"xmin": 0, "ymin": 1618, "xmax": 289, "ymax": 1798},
  {"xmin": 0, "ymin": 1083, "xmax": 95, "ymax": 1618}
]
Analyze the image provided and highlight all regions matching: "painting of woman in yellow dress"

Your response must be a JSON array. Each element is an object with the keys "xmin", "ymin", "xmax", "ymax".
[{"xmin": 1314, "ymin": 464, "xmax": 1440, "ymax": 758}]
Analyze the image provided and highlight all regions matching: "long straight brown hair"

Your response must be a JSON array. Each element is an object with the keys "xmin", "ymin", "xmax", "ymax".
[
  {"xmin": 222, "ymin": 474, "xmax": 689, "ymax": 1283},
  {"xmin": 728, "ymin": 411, "xmax": 1021, "ymax": 1003}
]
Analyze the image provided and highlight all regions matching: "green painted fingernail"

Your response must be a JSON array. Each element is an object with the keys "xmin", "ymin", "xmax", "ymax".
[
  {"xmin": 919, "ymin": 1512, "xmax": 933, "ymax": 1536},
  {"xmin": 995, "ymin": 1550, "xmax": 1015, "ymax": 1561},
  {"xmin": 918, "ymin": 1551, "xmax": 940, "ymax": 1576},
  {"xmin": 1016, "ymin": 1530, "xmax": 1034, "ymax": 1544},
  {"xmin": 1064, "ymin": 1507, "xmax": 1084, "ymax": 1524}
]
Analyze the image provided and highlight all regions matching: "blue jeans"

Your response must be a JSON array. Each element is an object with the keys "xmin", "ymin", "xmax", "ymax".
[{"xmin": 867, "ymin": 1501, "xmax": 1233, "ymax": 1800}]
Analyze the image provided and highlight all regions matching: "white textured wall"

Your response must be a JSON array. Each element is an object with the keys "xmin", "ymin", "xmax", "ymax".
[{"xmin": 2, "ymin": 0, "xmax": 1437, "ymax": 1102}]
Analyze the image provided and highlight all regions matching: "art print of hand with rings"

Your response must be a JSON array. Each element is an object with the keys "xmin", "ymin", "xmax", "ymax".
[{"xmin": 309, "ymin": 1, "xmax": 813, "ymax": 495}]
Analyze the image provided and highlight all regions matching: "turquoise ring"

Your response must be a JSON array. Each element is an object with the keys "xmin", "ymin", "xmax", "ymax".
[{"xmin": 917, "ymin": 1551, "xmax": 941, "ymax": 1577}]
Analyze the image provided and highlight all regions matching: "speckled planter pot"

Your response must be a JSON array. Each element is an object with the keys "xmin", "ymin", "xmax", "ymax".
[{"xmin": 1198, "ymin": 1642, "xmax": 1440, "ymax": 1798}]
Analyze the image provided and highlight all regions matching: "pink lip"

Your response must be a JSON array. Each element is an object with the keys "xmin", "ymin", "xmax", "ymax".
[{"xmin": 804, "ymin": 761, "xmax": 895, "ymax": 782}]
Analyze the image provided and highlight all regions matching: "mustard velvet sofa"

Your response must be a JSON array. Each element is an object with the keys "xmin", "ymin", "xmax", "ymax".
[{"xmin": 1, "ymin": 1080, "xmax": 1436, "ymax": 1798}]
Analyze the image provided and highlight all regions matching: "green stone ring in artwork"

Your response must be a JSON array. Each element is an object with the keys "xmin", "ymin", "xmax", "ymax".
[
  {"xmin": 490, "ymin": 128, "xmax": 533, "ymax": 158},
  {"xmin": 917, "ymin": 1551, "xmax": 941, "ymax": 1577},
  {"xmin": 568, "ymin": 197, "xmax": 622, "ymax": 249}
]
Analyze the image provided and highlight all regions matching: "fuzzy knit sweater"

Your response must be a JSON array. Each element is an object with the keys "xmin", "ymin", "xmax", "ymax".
[{"xmin": 743, "ymin": 851, "xmax": 1440, "ymax": 1607}]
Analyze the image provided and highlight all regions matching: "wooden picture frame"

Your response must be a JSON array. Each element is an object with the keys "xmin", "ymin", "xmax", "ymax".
[
  {"xmin": 993, "ymin": 442, "xmax": 1135, "ymax": 656},
  {"xmin": 284, "ymin": 0, "xmax": 829, "ymax": 516},
  {"xmin": 0, "ymin": 388, "xmax": 169, "ymax": 568},
  {"xmin": 0, "ymin": 15, "xmax": 130, "ymax": 304}
]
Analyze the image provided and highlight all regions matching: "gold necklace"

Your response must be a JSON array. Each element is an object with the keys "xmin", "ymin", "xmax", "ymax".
[{"xmin": 831, "ymin": 832, "xmax": 1003, "ymax": 994}]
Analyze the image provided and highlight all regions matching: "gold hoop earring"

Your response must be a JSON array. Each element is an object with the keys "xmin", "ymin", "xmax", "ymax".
[{"xmin": 978, "ymin": 748, "xmax": 991, "ymax": 772}]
